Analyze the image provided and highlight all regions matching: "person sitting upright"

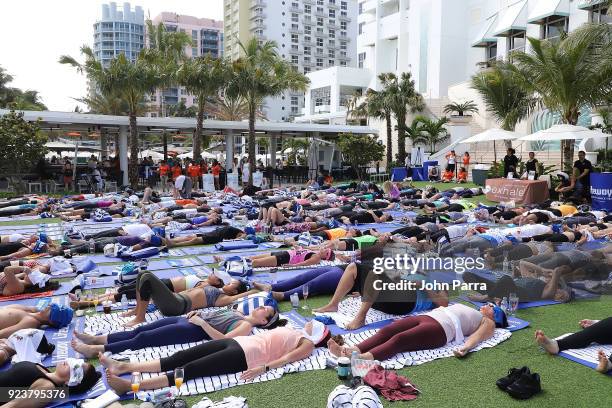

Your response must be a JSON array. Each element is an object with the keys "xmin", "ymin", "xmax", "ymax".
[{"xmin": 441, "ymin": 167, "xmax": 454, "ymax": 183}]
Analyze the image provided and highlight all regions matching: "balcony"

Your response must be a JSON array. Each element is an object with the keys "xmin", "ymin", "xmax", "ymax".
[
  {"xmin": 337, "ymin": 54, "xmax": 351, "ymax": 61},
  {"xmin": 328, "ymin": 2, "xmax": 340, "ymax": 10},
  {"xmin": 361, "ymin": 0, "xmax": 377, "ymax": 13},
  {"xmin": 314, "ymin": 50, "xmax": 326, "ymax": 57},
  {"xmin": 251, "ymin": 20, "xmax": 266, "ymax": 30},
  {"xmin": 326, "ymin": 21, "xmax": 339, "ymax": 29},
  {"xmin": 289, "ymin": 6, "xmax": 302, "ymax": 13},
  {"xmin": 289, "ymin": 26, "xmax": 303, "ymax": 34},
  {"xmin": 250, "ymin": 9, "xmax": 265, "ymax": 19},
  {"xmin": 250, "ymin": 0, "xmax": 265, "ymax": 8},
  {"xmin": 315, "ymin": 10, "xmax": 327, "ymax": 17},
  {"xmin": 303, "ymin": 17, "xmax": 314, "ymax": 25},
  {"xmin": 303, "ymin": 0, "xmax": 314, "ymax": 4},
  {"xmin": 289, "ymin": 47, "xmax": 303, "ymax": 55},
  {"xmin": 314, "ymin": 104, "xmax": 331, "ymax": 114},
  {"xmin": 338, "ymin": 13, "xmax": 351, "ymax": 22},
  {"xmin": 379, "ymin": 12, "xmax": 400, "ymax": 40},
  {"xmin": 339, "ymin": 32, "xmax": 351, "ymax": 41},
  {"xmin": 314, "ymin": 30, "xmax": 328, "ymax": 38}
]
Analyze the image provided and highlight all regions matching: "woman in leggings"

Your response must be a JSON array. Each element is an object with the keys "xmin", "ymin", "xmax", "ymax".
[
  {"xmin": 327, "ymin": 303, "xmax": 508, "ymax": 360},
  {"xmin": 535, "ymin": 317, "xmax": 612, "ymax": 373},
  {"xmin": 102, "ymin": 321, "xmax": 330, "ymax": 394},
  {"xmin": 165, "ymin": 225, "xmax": 245, "ymax": 248},
  {"xmin": 71, "ymin": 305, "xmax": 282, "ymax": 357},
  {"xmin": 484, "ymin": 241, "xmax": 554, "ymax": 267},
  {"xmin": 214, "ymin": 248, "xmax": 338, "ymax": 268},
  {"xmin": 124, "ymin": 271, "xmax": 256, "ymax": 327},
  {"xmin": 253, "ymin": 266, "xmax": 345, "ymax": 301}
]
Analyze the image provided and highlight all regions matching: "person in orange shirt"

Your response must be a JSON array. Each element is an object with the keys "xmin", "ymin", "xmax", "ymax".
[
  {"xmin": 441, "ymin": 167, "xmax": 454, "ymax": 183},
  {"xmin": 211, "ymin": 160, "xmax": 221, "ymax": 190},
  {"xmin": 188, "ymin": 160, "xmax": 201, "ymax": 189},
  {"xmin": 457, "ymin": 167, "xmax": 468, "ymax": 183},
  {"xmin": 171, "ymin": 161, "xmax": 182, "ymax": 181},
  {"xmin": 200, "ymin": 160, "xmax": 208, "ymax": 177},
  {"xmin": 158, "ymin": 160, "xmax": 170, "ymax": 192},
  {"xmin": 462, "ymin": 151, "xmax": 471, "ymax": 173}
]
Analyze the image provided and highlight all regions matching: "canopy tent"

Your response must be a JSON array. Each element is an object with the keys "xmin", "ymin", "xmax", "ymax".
[
  {"xmin": 177, "ymin": 151, "xmax": 216, "ymax": 159},
  {"xmin": 518, "ymin": 124, "xmax": 606, "ymax": 141},
  {"xmin": 139, "ymin": 149, "xmax": 164, "ymax": 160},
  {"xmin": 45, "ymin": 141, "xmax": 103, "ymax": 152},
  {"xmin": 462, "ymin": 128, "xmax": 523, "ymax": 162}
]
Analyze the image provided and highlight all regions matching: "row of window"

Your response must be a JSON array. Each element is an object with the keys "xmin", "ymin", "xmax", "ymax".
[
  {"xmin": 96, "ymin": 22, "xmax": 144, "ymax": 32},
  {"xmin": 303, "ymin": 15, "xmax": 349, "ymax": 30}
]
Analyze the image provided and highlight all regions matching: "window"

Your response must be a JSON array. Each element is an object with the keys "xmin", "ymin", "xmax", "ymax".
[
  {"xmin": 305, "ymin": 35, "xmax": 311, "ymax": 42},
  {"xmin": 317, "ymin": 0, "xmax": 324, "ymax": 5},
  {"xmin": 507, "ymin": 32, "xmax": 525, "ymax": 54},
  {"xmin": 316, "ymin": 58, "xmax": 323, "ymax": 67},
  {"xmin": 340, "ymin": 60, "xmax": 347, "ymax": 67},
  {"xmin": 317, "ymin": 27, "xmax": 324, "ymax": 34},
  {"xmin": 192, "ymin": 47, "xmax": 198, "ymax": 56},
  {"xmin": 341, "ymin": 21, "xmax": 347, "ymax": 30},
  {"xmin": 304, "ymin": 46, "xmax": 311, "ymax": 55},
  {"xmin": 317, "ymin": 38, "xmax": 324, "ymax": 46},
  {"xmin": 304, "ymin": 56, "xmax": 311, "ymax": 63},
  {"xmin": 328, "ymin": 49, "xmax": 335, "ymax": 57},
  {"xmin": 541, "ymin": 16, "xmax": 568, "ymax": 41},
  {"xmin": 486, "ymin": 42, "xmax": 497, "ymax": 62},
  {"xmin": 317, "ymin": 6, "xmax": 324, "ymax": 14},
  {"xmin": 291, "ymin": 34, "xmax": 299, "ymax": 43},
  {"xmin": 292, "ymin": 13, "xmax": 299, "ymax": 22},
  {"xmin": 358, "ymin": 52, "xmax": 366, "ymax": 68},
  {"xmin": 292, "ymin": 23, "xmax": 299, "ymax": 31},
  {"xmin": 341, "ymin": 1, "xmax": 347, "ymax": 10},
  {"xmin": 328, "ymin": 59, "xmax": 335, "ymax": 66},
  {"xmin": 340, "ymin": 50, "xmax": 347, "ymax": 57},
  {"xmin": 328, "ymin": 39, "xmax": 335, "ymax": 47},
  {"xmin": 305, "ymin": 26, "xmax": 312, "ymax": 34},
  {"xmin": 329, "ymin": 9, "xmax": 335, "ymax": 18},
  {"xmin": 340, "ymin": 41, "xmax": 347, "ymax": 50},
  {"xmin": 291, "ymin": 96, "xmax": 299, "ymax": 105},
  {"xmin": 292, "ymin": 55, "xmax": 299, "ymax": 64},
  {"xmin": 317, "ymin": 47, "xmax": 324, "ymax": 55},
  {"xmin": 341, "ymin": 10, "xmax": 348, "ymax": 17},
  {"xmin": 358, "ymin": 22, "xmax": 364, "ymax": 34},
  {"xmin": 589, "ymin": 4, "xmax": 611, "ymax": 23},
  {"xmin": 329, "ymin": 29, "xmax": 335, "ymax": 38},
  {"xmin": 317, "ymin": 17, "xmax": 324, "ymax": 26},
  {"xmin": 329, "ymin": 0, "xmax": 336, "ymax": 5},
  {"xmin": 305, "ymin": 5, "xmax": 311, "ymax": 13},
  {"xmin": 304, "ymin": 67, "xmax": 311, "ymax": 74}
]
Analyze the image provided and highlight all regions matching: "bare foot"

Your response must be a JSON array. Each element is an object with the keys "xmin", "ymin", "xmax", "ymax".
[
  {"xmin": 313, "ymin": 304, "xmax": 338, "ymax": 313},
  {"xmin": 99, "ymin": 353, "xmax": 126, "ymax": 376},
  {"xmin": 271, "ymin": 291, "xmax": 284, "ymax": 302},
  {"xmin": 468, "ymin": 293, "xmax": 489, "ymax": 302},
  {"xmin": 124, "ymin": 317, "xmax": 145, "ymax": 327},
  {"xmin": 253, "ymin": 281, "xmax": 272, "ymax": 292},
  {"xmin": 73, "ymin": 330, "xmax": 103, "ymax": 345},
  {"xmin": 596, "ymin": 350, "xmax": 612, "ymax": 373},
  {"xmin": 327, "ymin": 338, "xmax": 344, "ymax": 357},
  {"xmin": 453, "ymin": 348, "xmax": 468, "ymax": 358},
  {"xmin": 213, "ymin": 255, "xmax": 224, "ymax": 263},
  {"xmin": 120, "ymin": 309, "xmax": 136, "ymax": 318},
  {"xmin": 535, "ymin": 330, "xmax": 559, "ymax": 355},
  {"xmin": 579, "ymin": 319, "xmax": 598, "ymax": 329},
  {"xmin": 106, "ymin": 370, "xmax": 132, "ymax": 395},
  {"xmin": 69, "ymin": 300, "xmax": 92, "ymax": 310},
  {"xmin": 345, "ymin": 316, "xmax": 366, "ymax": 331},
  {"xmin": 71, "ymin": 339, "xmax": 103, "ymax": 358}
]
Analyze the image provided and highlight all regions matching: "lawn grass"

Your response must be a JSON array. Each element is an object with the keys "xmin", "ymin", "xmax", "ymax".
[{"xmin": 3, "ymin": 186, "xmax": 609, "ymax": 407}]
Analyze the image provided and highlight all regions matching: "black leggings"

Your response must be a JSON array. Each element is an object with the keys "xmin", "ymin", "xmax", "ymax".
[
  {"xmin": 114, "ymin": 278, "xmax": 173, "ymax": 301},
  {"xmin": 463, "ymin": 272, "xmax": 544, "ymax": 302},
  {"xmin": 557, "ymin": 317, "xmax": 612, "ymax": 351},
  {"xmin": 529, "ymin": 233, "xmax": 569, "ymax": 243},
  {"xmin": 136, "ymin": 271, "xmax": 191, "ymax": 316},
  {"xmin": 84, "ymin": 228, "xmax": 121, "ymax": 240},
  {"xmin": 159, "ymin": 338, "xmax": 248, "ymax": 383},
  {"xmin": 487, "ymin": 244, "xmax": 534, "ymax": 264}
]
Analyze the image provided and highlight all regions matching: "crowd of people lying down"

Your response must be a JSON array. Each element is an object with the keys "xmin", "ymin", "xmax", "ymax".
[{"xmin": 0, "ymin": 178, "xmax": 610, "ymax": 400}]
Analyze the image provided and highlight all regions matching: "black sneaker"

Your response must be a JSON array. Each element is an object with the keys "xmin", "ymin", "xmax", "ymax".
[
  {"xmin": 496, "ymin": 366, "xmax": 530, "ymax": 391},
  {"xmin": 506, "ymin": 372, "xmax": 542, "ymax": 400}
]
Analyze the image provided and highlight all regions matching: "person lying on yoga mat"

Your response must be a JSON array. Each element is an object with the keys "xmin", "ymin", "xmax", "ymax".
[
  {"xmin": 439, "ymin": 228, "xmax": 511, "ymax": 257},
  {"xmin": 483, "ymin": 241, "xmax": 555, "ymax": 268},
  {"xmin": 252, "ymin": 266, "xmax": 346, "ymax": 302},
  {"xmin": 148, "ymin": 212, "xmax": 223, "ymax": 230},
  {"xmin": 314, "ymin": 243, "xmax": 449, "ymax": 330},
  {"xmin": 423, "ymin": 198, "xmax": 476, "ymax": 214},
  {"xmin": 165, "ymin": 225, "xmax": 246, "ymax": 248},
  {"xmin": 0, "ymin": 233, "xmax": 36, "ymax": 244},
  {"xmin": 71, "ymin": 305, "xmax": 284, "ymax": 357},
  {"xmin": 55, "ymin": 201, "xmax": 126, "ymax": 221},
  {"xmin": 517, "ymin": 249, "xmax": 608, "ymax": 281},
  {"xmin": 525, "ymin": 226, "xmax": 590, "ymax": 245},
  {"xmin": 0, "ymin": 264, "xmax": 60, "ymax": 297},
  {"xmin": 0, "ymin": 304, "xmax": 73, "ymax": 339},
  {"xmin": 0, "ymin": 358, "xmax": 100, "ymax": 407},
  {"xmin": 535, "ymin": 317, "xmax": 612, "ymax": 374},
  {"xmin": 102, "ymin": 320, "xmax": 331, "ymax": 393},
  {"xmin": 339, "ymin": 210, "xmax": 393, "ymax": 225},
  {"xmin": 214, "ymin": 248, "xmax": 339, "ymax": 268},
  {"xmin": 0, "ymin": 235, "xmax": 58, "ymax": 261},
  {"xmin": 124, "ymin": 270, "xmax": 258, "ymax": 327},
  {"xmin": 316, "ymin": 233, "xmax": 388, "ymax": 252},
  {"xmin": 53, "ymin": 233, "xmax": 166, "ymax": 256},
  {"xmin": 327, "ymin": 303, "xmax": 508, "ymax": 361},
  {"xmin": 575, "ymin": 222, "xmax": 612, "ymax": 239},
  {"xmin": 501, "ymin": 209, "xmax": 558, "ymax": 225}
]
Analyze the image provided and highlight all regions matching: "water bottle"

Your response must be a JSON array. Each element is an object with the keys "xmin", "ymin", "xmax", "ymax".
[
  {"xmin": 121, "ymin": 294, "xmax": 128, "ymax": 311},
  {"xmin": 501, "ymin": 297, "xmax": 508, "ymax": 314},
  {"xmin": 88, "ymin": 239, "xmax": 96, "ymax": 254},
  {"xmin": 502, "ymin": 252, "xmax": 510, "ymax": 274},
  {"xmin": 350, "ymin": 350, "xmax": 359, "ymax": 378},
  {"xmin": 474, "ymin": 247, "xmax": 481, "ymax": 259},
  {"xmin": 139, "ymin": 259, "xmax": 149, "ymax": 272}
]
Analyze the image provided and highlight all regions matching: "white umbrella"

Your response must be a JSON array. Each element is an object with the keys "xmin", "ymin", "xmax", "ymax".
[
  {"xmin": 518, "ymin": 124, "xmax": 605, "ymax": 141},
  {"xmin": 462, "ymin": 128, "xmax": 523, "ymax": 143}
]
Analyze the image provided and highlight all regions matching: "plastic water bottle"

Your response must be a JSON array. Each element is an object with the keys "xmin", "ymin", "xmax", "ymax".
[
  {"xmin": 501, "ymin": 297, "xmax": 508, "ymax": 314},
  {"xmin": 88, "ymin": 239, "xmax": 96, "ymax": 254},
  {"xmin": 121, "ymin": 294, "xmax": 128, "ymax": 311},
  {"xmin": 502, "ymin": 252, "xmax": 510, "ymax": 274},
  {"xmin": 350, "ymin": 350, "xmax": 359, "ymax": 377}
]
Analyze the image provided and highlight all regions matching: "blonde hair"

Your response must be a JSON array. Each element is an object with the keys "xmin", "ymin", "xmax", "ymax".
[{"xmin": 382, "ymin": 181, "xmax": 393, "ymax": 194}]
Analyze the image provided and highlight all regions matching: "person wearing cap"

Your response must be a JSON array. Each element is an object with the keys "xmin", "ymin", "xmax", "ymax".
[
  {"xmin": 102, "ymin": 320, "xmax": 331, "ymax": 393},
  {"xmin": 554, "ymin": 171, "xmax": 576, "ymax": 201},
  {"xmin": 71, "ymin": 305, "xmax": 284, "ymax": 358},
  {"xmin": 327, "ymin": 303, "xmax": 508, "ymax": 361},
  {"xmin": 0, "ymin": 358, "xmax": 100, "ymax": 404},
  {"xmin": 0, "ymin": 303, "xmax": 73, "ymax": 339}
]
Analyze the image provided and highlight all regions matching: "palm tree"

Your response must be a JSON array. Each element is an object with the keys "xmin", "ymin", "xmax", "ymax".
[
  {"xmin": 403, "ymin": 116, "xmax": 428, "ymax": 148},
  {"xmin": 509, "ymin": 23, "xmax": 612, "ymax": 170},
  {"xmin": 379, "ymin": 72, "xmax": 424, "ymax": 164},
  {"xmin": 471, "ymin": 62, "xmax": 537, "ymax": 158},
  {"xmin": 357, "ymin": 88, "xmax": 393, "ymax": 166},
  {"xmin": 206, "ymin": 91, "xmax": 266, "ymax": 121},
  {"xmin": 60, "ymin": 47, "xmax": 164, "ymax": 186},
  {"xmin": 419, "ymin": 117, "xmax": 450, "ymax": 154},
  {"xmin": 282, "ymin": 138, "xmax": 309, "ymax": 165},
  {"xmin": 443, "ymin": 100, "xmax": 479, "ymax": 116},
  {"xmin": 177, "ymin": 56, "xmax": 229, "ymax": 160},
  {"xmin": 166, "ymin": 100, "xmax": 197, "ymax": 118},
  {"xmin": 226, "ymin": 38, "xmax": 309, "ymax": 185}
]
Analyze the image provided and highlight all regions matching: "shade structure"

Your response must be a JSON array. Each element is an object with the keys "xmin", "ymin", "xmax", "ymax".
[
  {"xmin": 139, "ymin": 149, "xmax": 164, "ymax": 160},
  {"xmin": 518, "ymin": 124, "xmax": 606, "ymax": 141},
  {"xmin": 462, "ymin": 128, "xmax": 523, "ymax": 144},
  {"xmin": 177, "ymin": 151, "xmax": 216, "ymax": 159}
]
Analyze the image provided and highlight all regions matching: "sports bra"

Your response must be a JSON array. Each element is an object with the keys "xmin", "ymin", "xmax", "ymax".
[
  {"xmin": 288, "ymin": 249, "xmax": 315, "ymax": 265},
  {"xmin": 184, "ymin": 274, "xmax": 203, "ymax": 290}
]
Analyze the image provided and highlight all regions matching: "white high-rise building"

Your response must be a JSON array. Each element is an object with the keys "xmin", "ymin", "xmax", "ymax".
[
  {"xmin": 93, "ymin": 2, "xmax": 145, "ymax": 67},
  {"xmin": 223, "ymin": 0, "xmax": 359, "ymax": 122}
]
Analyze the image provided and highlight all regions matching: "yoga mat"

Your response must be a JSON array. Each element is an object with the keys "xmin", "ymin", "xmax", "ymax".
[
  {"xmin": 0, "ymin": 290, "xmax": 56, "ymax": 303},
  {"xmin": 556, "ymin": 335, "xmax": 612, "ymax": 376},
  {"xmin": 46, "ymin": 370, "xmax": 109, "ymax": 408},
  {"xmin": 506, "ymin": 316, "xmax": 530, "ymax": 332},
  {"xmin": 461, "ymin": 296, "xmax": 561, "ymax": 310},
  {"xmin": 286, "ymin": 305, "xmax": 397, "ymax": 336}
]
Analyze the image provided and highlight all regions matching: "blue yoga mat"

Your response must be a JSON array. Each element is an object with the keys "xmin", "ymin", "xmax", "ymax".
[
  {"xmin": 558, "ymin": 349, "xmax": 612, "ymax": 376},
  {"xmin": 506, "ymin": 316, "xmax": 530, "ymax": 332},
  {"xmin": 46, "ymin": 368, "xmax": 110, "ymax": 408},
  {"xmin": 461, "ymin": 295, "xmax": 560, "ymax": 310},
  {"xmin": 215, "ymin": 241, "xmax": 259, "ymax": 251}
]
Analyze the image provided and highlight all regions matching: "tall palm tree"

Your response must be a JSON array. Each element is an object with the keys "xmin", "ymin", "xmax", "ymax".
[
  {"xmin": 403, "ymin": 116, "xmax": 428, "ymax": 148},
  {"xmin": 206, "ymin": 91, "xmax": 266, "ymax": 121},
  {"xmin": 177, "ymin": 56, "xmax": 229, "ymax": 160},
  {"xmin": 471, "ymin": 62, "xmax": 536, "ymax": 158},
  {"xmin": 60, "ymin": 47, "xmax": 164, "ymax": 186},
  {"xmin": 509, "ymin": 23, "xmax": 612, "ymax": 170},
  {"xmin": 419, "ymin": 117, "xmax": 450, "ymax": 154},
  {"xmin": 379, "ymin": 72, "xmax": 424, "ymax": 164},
  {"xmin": 359, "ymin": 88, "xmax": 394, "ymax": 166},
  {"xmin": 226, "ymin": 38, "xmax": 309, "ymax": 185}
]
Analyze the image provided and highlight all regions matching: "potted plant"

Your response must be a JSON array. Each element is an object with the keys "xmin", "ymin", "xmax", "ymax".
[{"xmin": 443, "ymin": 100, "xmax": 478, "ymax": 124}]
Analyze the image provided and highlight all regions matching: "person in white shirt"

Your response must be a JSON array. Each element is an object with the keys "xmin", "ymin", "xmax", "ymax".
[{"xmin": 174, "ymin": 174, "xmax": 186, "ymax": 199}]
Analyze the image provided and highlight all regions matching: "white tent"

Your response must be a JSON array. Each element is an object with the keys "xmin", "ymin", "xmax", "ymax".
[
  {"xmin": 518, "ymin": 124, "xmax": 606, "ymax": 141},
  {"xmin": 462, "ymin": 128, "xmax": 523, "ymax": 144},
  {"xmin": 177, "ymin": 151, "xmax": 216, "ymax": 159},
  {"xmin": 139, "ymin": 149, "xmax": 164, "ymax": 160}
]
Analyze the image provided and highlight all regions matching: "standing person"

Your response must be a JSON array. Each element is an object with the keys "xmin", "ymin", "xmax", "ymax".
[
  {"xmin": 63, "ymin": 157, "xmax": 73, "ymax": 191},
  {"xmin": 462, "ymin": 152, "xmax": 470, "ymax": 174},
  {"xmin": 573, "ymin": 150, "xmax": 593, "ymax": 202},
  {"xmin": 503, "ymin": 148, "xmax": 519, "ymax": 178},
  {"xmin": 523, "ymin": 152, "xmax": 539, "ymax": 179},
  {"xmin": 158, "ymin": 160, "xmax": 170, "ymax": 192},
  {"xmin": 446, "ymin": 150, "xmax": 457, "ymax": 175},
  {"xmin": 212, "ymin": 160, "xmax": 221, "ymax": 190},
  {"xmin": 174, "ymin": 171, "xmax": 186, "ymax": 199},
  {"xmin": 242, "ymin": 157, "xmax": 251, "ymax": 187},
  {"xmin": 171, "ymin": 160, "xmax": 182, "ymax": 183},
  {"xmin": 404, "ymin": 154, "xmax": 411, "ymax": 178},
  {"xmin": 199, "ymin": 159, "xmax": 208, "ymax": 186},
  {"xmin": 188, "ymin": 160, "xmax": 201, "ymax": 190}
]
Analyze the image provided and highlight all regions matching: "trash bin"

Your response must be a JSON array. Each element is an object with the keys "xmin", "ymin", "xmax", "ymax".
[{"xmin": 472, "ymin": 169, "xmax": 488, "ymax": 186}]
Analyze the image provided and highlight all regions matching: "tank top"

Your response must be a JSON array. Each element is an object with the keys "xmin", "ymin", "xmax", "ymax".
[
  {"xmin": 426, "ymin": 304, "xmax": 483, "ymax": 343},
  {"xmin": 288, "ymin": 249, "xmax": 314, "ymax": 265},
  {"xmin": 184, "ymin": 274, "xmax": 203, "ymax": 290},
  {"xmin": 0, "ymin": 361, "xmax": 61, "ymax": 388},
  {"xmin": 234, "ymin": 327, "xmax": 303, "ymax": 369},
  {"xmin": 353, "ymin": 235, "xmax": 378, "ymax": 249},
  {"xmin": 325, "ymin": 228, "xmax": 347, "ymax": 240},
  {"xmin": 201, "ymin": 309, "xmax": 245, "ymax": 334}
]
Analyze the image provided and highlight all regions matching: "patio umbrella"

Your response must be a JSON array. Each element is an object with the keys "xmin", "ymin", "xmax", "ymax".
[{"xmin": 462, "ymin": 128, "xmax": 523, "ymax": 163}]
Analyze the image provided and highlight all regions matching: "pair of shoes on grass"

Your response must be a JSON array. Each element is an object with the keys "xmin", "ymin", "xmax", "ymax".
[{"xmin": 496, "ymin": 366, "xmax": 541, "ymax": 400}]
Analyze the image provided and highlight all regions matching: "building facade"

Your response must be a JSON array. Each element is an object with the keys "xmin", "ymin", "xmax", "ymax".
[
  {"xmin": 93, "ymin": 2, "xmax": 145, "ymax": 67},
  {"xmin": 223, "ymin": 0, "xmax": 359, "ymax": 121},
  {"xmin": 148, "ymin": 12, "xmax": 224, "ymax": 117}
]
